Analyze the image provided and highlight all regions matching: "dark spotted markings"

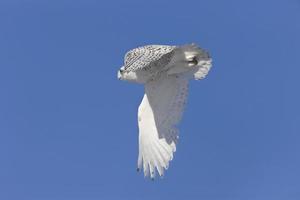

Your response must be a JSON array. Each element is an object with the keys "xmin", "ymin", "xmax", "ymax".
[{"xmin": 124, "ymin": 45, "xmax": 176, "ymax": 72}]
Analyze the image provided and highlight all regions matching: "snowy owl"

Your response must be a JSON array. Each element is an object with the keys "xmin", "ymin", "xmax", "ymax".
[{"xmin": 117, "ymin": 43, "xmax": 212, "ymax": 179}]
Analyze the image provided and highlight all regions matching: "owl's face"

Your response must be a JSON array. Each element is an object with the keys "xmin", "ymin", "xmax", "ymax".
[{"xmin": 117, "ymin": 66, "xmax": 139, "ymax": 83}]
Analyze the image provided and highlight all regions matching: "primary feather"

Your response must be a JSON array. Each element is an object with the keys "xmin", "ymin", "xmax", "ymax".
[{"xmin": 118, "ymin": 43, "xmax": 212, "ymax": 179}]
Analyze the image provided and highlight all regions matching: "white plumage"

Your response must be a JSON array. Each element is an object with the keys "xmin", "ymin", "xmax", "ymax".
[{"xmin": 118, "ymin": 43, "xmax": 212, "ymax": 179}]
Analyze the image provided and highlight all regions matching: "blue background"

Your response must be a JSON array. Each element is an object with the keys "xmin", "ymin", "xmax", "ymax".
[{"xmin": 1, "ymin": 0, "xmax": 300, "ymax": 199}]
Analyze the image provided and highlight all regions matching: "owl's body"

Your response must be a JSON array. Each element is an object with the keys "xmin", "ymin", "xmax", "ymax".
[{"xmin": 118, "ymin": 43, "xmax": 212, "ymax": 179}]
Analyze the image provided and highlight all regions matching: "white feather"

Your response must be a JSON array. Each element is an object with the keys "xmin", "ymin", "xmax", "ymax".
[{"xmin": 137, "ymin": 73, "xmax": 188, "ymax": 178}]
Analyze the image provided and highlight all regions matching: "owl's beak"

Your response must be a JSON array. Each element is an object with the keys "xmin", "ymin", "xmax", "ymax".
[
  {"xmin": 117, "ymin": 70, "xmax": 122, "ymax": 80},
  {"xmin": 118, "ymin": 67, "xmax": 124, "ymax": 80}
]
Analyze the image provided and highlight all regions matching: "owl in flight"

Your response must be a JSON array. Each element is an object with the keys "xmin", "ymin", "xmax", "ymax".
[{"xmin": 118, "ymin": 43, "xmax": 212, "ymax": 179}]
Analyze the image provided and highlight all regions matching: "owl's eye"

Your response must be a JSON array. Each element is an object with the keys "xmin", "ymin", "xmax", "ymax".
[{"xmin": 188, "ymin": 57, "xmax": 198, "ymax": 65}]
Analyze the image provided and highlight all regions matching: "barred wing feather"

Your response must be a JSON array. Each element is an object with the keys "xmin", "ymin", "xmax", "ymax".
[{"xmin": 124, "ymin": 45, "xmax": 176, "ymax": 72}]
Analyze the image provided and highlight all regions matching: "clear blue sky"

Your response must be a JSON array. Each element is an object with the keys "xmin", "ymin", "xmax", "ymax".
[{"xmin": 1, "ymin": 0, "xmax": 300, "ymax": 199}]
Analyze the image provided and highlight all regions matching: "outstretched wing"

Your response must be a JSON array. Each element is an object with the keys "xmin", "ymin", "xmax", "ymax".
[
  {"xmin": 137, "ymin": 73, "xmax": 188, "ymax": 178},
  {"xmin": 124, "ymin": 45, "xmax": 176, "ymax": 72}
]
